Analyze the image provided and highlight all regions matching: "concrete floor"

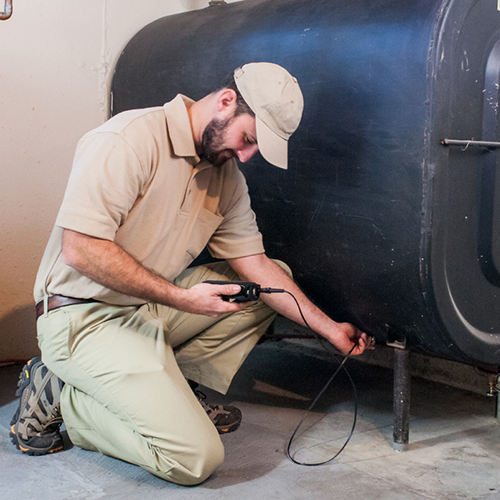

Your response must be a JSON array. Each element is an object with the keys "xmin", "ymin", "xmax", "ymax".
[{"xmin": 1, "ymin": 339, "xmax": 500, "ymax": 500}]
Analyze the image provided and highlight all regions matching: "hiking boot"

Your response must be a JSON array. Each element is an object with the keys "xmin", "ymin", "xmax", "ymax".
[
  {"xmin": 10, "ymin": 357, "xmax": 65, "ymax": 456},
  {"xmin": 189, "ymin": 381, "xmax": 242, "ymax": 434}
]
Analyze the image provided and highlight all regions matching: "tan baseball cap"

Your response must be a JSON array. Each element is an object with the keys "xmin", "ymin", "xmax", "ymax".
[{"xmin": 234, "ymin": 63, "xmax": 304, "ymax": 169}]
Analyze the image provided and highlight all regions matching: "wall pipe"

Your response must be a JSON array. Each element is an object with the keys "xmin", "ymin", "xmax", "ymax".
[{"xmin": 0, "ymin": 0, "xmax": 12, "ymax": 20}]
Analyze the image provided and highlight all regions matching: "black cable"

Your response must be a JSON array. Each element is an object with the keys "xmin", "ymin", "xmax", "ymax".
[{"xmin": 260, "ymin": 288, "xmax": 358, "ymax": 466}]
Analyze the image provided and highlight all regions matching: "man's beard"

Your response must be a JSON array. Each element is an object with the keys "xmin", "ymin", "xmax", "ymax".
[{"xmin": 201, "ymin": 116, "xmax": 236, "ymax": 167}]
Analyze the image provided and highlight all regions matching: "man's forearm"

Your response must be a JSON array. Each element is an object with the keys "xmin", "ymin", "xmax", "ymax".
[
  {"xmin": 60, "ymin": 229, "xmax": 250, "ymax": 318},
  {"xmin": 61, "ymin": 229, "xmax": 182, "ymax": 306},
  {"xmin": 228, "ymin": 253, "xmax": 373, "ymax": 354},
  {"xmin": 229, "ymin": 254, "xmax": 337, "ymax": 333}
]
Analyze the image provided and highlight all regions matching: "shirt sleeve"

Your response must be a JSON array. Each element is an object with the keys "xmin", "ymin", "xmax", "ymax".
[{"xmin": 55, "ymin": 131, "xmax": 152, "ymax": 240}]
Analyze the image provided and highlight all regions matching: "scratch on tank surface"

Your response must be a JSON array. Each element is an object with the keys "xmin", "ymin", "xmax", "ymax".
[{"xmin": 308, "ymin": 195, "xmax": 326, "ymax": 228}]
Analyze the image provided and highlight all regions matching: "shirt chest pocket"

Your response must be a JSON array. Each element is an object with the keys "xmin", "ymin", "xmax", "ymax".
[{"xmin": 184, "ymin": 208, "xmax": 223, "ymax": 261}]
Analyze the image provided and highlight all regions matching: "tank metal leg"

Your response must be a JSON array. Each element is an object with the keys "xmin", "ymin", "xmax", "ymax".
[
  {"xmin": 496, "ymin": 375, "xmax": 500, "ymax": 424},
  {"xmin": 393, "ymin": 347, "xmax": 411, "ymax": 451}
]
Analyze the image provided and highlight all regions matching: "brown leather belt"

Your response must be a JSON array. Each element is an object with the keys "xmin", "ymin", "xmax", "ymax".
[{"xmin": 36, "ymin": 295, "xmax": 97, "ymax": 320}]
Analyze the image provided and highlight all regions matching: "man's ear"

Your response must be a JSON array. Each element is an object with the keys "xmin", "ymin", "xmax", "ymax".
[{"xmin": 216, "ymin": 88, "xmax": 238, "ymax": 114}]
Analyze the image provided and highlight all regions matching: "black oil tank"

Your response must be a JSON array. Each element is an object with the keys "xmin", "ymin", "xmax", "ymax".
[{"xmin": 110, "ymin": 0, "xmax": 500, "ymax": 366}]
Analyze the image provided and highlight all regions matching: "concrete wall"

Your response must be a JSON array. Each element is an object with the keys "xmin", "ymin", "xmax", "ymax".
[{"xmin": 0, "ymin": 0, "xmax": 239, "ymax": 362}]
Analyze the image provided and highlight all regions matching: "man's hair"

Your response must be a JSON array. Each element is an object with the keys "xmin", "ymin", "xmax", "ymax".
[{"xmin": 214, "ymin": 72, "xmax": 255, "ymax": 118}]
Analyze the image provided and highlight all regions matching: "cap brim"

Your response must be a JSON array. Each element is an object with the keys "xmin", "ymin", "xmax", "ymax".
[{"xmin": 256, "ymin": 116, "xmax": 288, "ymax": 169}]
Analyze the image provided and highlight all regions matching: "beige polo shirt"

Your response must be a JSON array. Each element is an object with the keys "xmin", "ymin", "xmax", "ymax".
[{"xmin": 34, "ymin": 94, "xmax": 264, "ymax": 305}]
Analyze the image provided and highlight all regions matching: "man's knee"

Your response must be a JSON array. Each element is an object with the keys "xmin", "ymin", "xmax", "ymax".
[
  {"xmin": 155, "ymin": 433, "xmax": 225, "ymax": 486},
  {"xmin": 271, "ymin": 259, "xmax": 293, "ymax": 280},
  {"xmin": 190, "ymin": 437, "xmax": 225, "ymax": 485}
]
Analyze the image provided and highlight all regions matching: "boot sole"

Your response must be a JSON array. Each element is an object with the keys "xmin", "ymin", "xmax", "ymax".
[{"xmin": 10, "ymin": 425, "xmax": 63, "ymax": 456}]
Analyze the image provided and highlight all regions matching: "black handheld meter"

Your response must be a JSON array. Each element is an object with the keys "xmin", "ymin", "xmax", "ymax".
[{"xmin": 204, "ymin": 280, "xmax": 261, "ymax": 302}]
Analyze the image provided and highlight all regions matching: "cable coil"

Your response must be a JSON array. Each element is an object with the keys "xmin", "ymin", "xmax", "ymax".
[{"xmin": 279, "ymin": 290, "xmax": 358, "ymax": 466}]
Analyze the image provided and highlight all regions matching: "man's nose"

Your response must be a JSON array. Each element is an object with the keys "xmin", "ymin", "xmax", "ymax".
[{"xmin": 236, "ymin": 144, "xmax": 259, "ymax": 163}]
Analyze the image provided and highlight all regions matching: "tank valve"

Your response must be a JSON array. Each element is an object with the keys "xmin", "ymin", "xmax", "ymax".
[
  {"xmin": 485, "ymin": 372, "xmax": 499, "ymax": 397},
  {"xmin": 474, "ymin": 367, "xmax": 499, "ymax": 397}
]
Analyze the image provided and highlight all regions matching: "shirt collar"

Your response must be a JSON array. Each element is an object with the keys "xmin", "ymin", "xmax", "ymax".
[{"xmin": 163, "ymin": 94, "xmax": 201, "ymax": 165}]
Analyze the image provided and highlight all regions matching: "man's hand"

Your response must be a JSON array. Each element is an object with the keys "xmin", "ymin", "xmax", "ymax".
[
  {"xmin": 324, "ymin": 322, "xmax": 375, "ymax": 356},
  {"xmin": 177, "ymin": 282, "xmax": 251, "ymax": 318}
]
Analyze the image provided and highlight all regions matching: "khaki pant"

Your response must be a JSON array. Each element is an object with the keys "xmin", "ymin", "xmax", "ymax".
[{"xmin": 37, "ymin": 261, "xmax": 289, "ymax": 485}]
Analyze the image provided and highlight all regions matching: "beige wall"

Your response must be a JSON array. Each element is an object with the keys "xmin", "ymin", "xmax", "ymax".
[{"xmin": 0, "ymin": 0, "xmax": 240, "ymax": 361}]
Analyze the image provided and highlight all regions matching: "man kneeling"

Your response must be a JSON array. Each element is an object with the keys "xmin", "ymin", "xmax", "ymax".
[{"xmin": 11, "ymin": 63, "xmax": 372, "ymax": 485}]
